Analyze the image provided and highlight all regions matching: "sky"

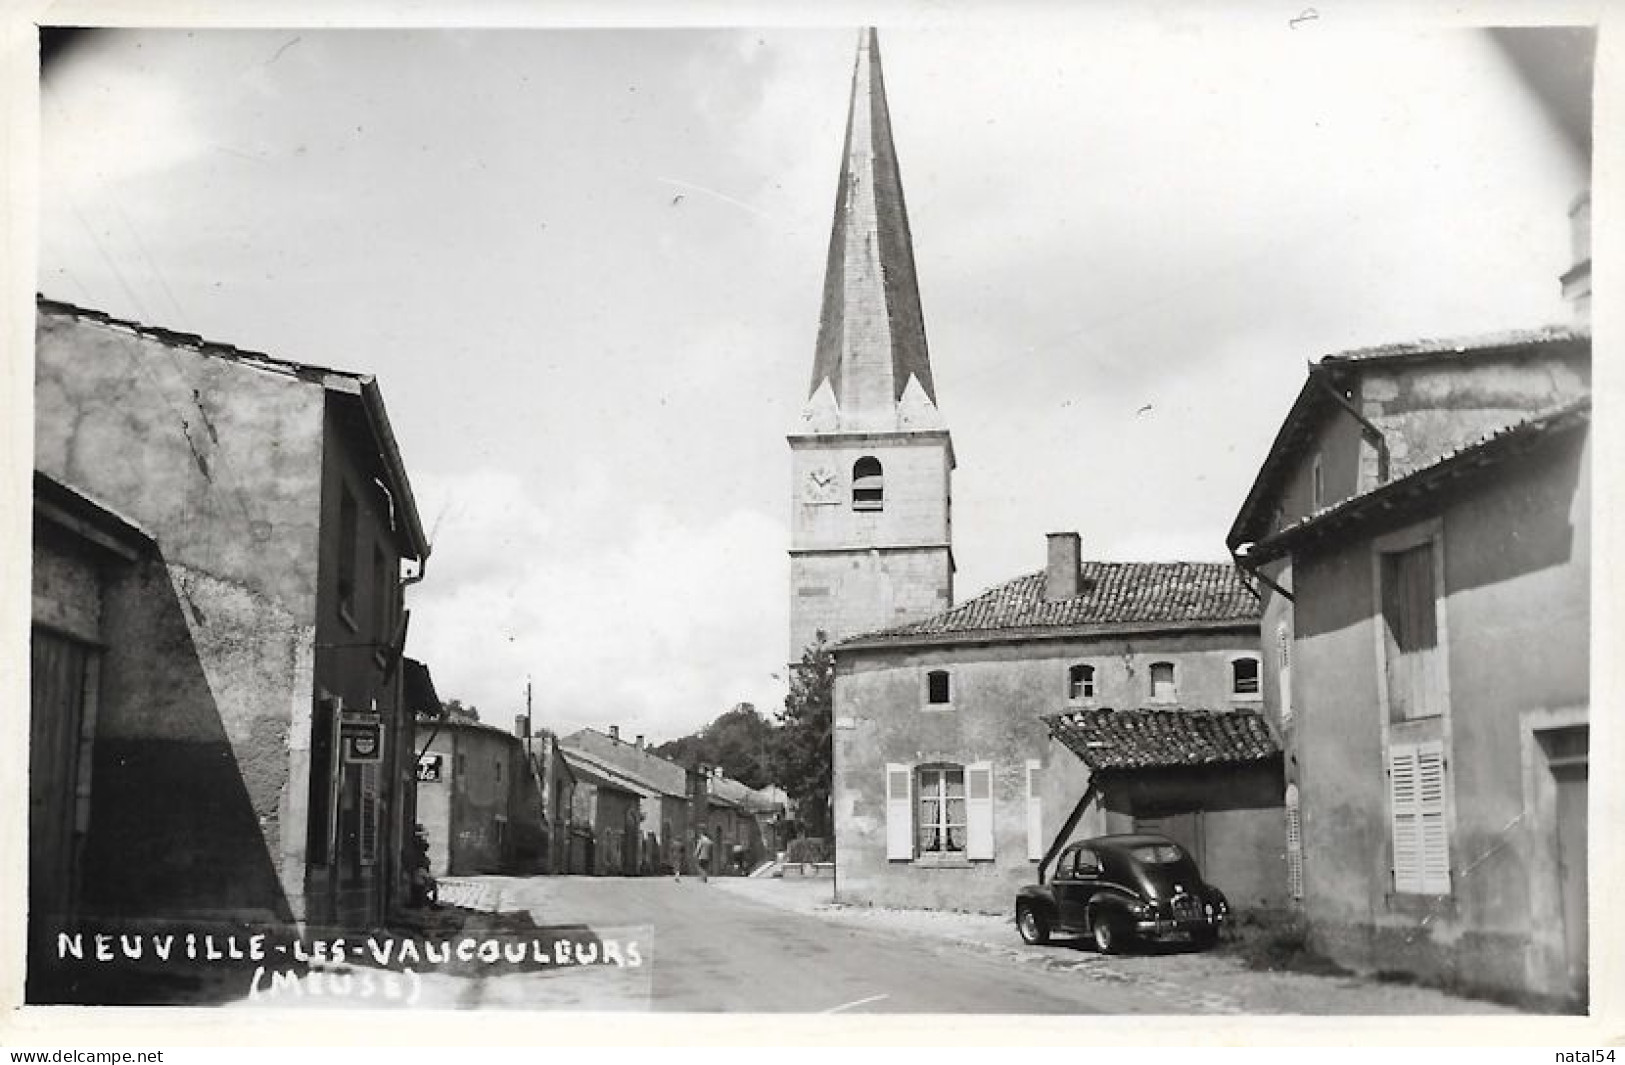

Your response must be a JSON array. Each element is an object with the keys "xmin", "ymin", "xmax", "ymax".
[{"xmin": 34, "ymin": 11, "xmax": 1589, "ymax": 743}]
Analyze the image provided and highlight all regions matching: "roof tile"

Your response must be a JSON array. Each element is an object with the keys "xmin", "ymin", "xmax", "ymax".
[
  {"xmin": 843, "ymin": 562, "xmax": 1257, "ymax": 647},
  {"xmin": 1045, "ymin": 707, "xmax": 1280, "ymax": 771}
]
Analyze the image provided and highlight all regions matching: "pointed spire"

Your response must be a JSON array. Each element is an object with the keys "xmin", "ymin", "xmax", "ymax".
[{"xmin": 803, "ymin": 28, "xmax": 942, "ymax": 433}]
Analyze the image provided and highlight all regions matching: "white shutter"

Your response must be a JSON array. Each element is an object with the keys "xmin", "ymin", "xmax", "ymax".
[
  {"xmin": 967, "ymin": 762, "xmax": 994, "ymax": 861},
  {"xmin": 1277, "ymin": 620, "xmax": 1293, "ymax": 725},
  {"xmin": 885, "ymin": 763, "xmax": 913, "ymax": 861},
  {"xmin": 1025, "ymin": 759, "xmax": 1043, "ymax": 861},
  {"xmin": 1285, "ymin": 783, "xmax": 1303, "ymax": 900},
  {"xmin": 1416, "ymin": 743, "xmax": 1451, "ymax": 894},
  {"xmin": 1390, "ymin": 740, "xmax": 1449, "ymax": 894}
]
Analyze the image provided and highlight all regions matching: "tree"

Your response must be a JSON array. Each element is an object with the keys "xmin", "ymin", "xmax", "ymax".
[
  {"xmin": 441, "ymin": 698, "xmax": 480, "ymax": 724},
  {"xmin": 652, "ymin": 703, "xmax": 777, "ymax": 789},
  {"xmin": 771, "ymin": 633, "xmax": 833, "ymax": 838}
]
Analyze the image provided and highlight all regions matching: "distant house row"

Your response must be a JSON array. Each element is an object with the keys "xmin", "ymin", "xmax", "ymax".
[{"xmin": 413, "ymin": 718, "xmax": 789, "ymax": 879}]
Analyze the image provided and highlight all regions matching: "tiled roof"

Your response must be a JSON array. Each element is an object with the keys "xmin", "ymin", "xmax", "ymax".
[
  {"xmin": 1242, "ymin": 396, "xmax": 1591, "ymax": 565},
  {"xmin": 1318, "ymin": 325, "xmax": 1586, "ymax": 366},
  {"xmin": 1045, "ymin": 708, "xmax": 1280, "ymax": 772},
  {"xmin": 839, "ymin": 562, "xmax": 1258, "ymax": 649},
  {"xmin": 561, "ymin": 729, "xmax": 689, "ymax": 797}
]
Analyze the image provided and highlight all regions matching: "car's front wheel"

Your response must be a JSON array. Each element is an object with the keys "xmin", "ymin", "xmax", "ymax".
[
  {"xmin": 1090, "ymin": 909, "xmax": 1127, "ymax": 954},
  {"xmin": 1017, "ymin": 904, "xmax": 1051, "ymax": 946}
]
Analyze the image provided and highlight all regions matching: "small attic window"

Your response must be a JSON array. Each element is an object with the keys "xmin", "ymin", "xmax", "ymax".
[
  {"xmin": 1068, "ymin": 664, "xmax": 1095, "ymax": 701},
  {"xmin": 853, "ymin": 456, "xmax": 884, "ymax": 511}
]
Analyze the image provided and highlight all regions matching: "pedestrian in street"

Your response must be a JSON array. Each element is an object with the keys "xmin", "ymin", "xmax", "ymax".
[
  {"xmin": 670, "ymin": 835, "xmax": 685, "ymax": 883},
  {"xmin": 694, "ymin": 829, "xmax": 714, "ymax": 884}
]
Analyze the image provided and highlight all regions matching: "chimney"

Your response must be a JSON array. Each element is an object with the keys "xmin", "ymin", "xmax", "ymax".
[
  {"xmin": 608, "ymin": 725, "xmax": 620, "ymax": 742},
  {"xmin": 1561, "ymin": 190, "xmax": 1591, "ymax": 324},
  {"xmin": 1044, "ymin": 532, "xmax": 1082, "ymax": 601},
  {"xmin": 635, "ymin": 734, "xmax": 644, "ymax": 750},
  {"xmin": 514, "ymin": 714, "xmax": 530, "ymax": 739}
]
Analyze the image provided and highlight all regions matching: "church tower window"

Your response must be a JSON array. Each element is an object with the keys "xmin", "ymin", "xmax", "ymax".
[{"xmin": 852, "ymin": 457, "xmax": 884, "ymax": 511}]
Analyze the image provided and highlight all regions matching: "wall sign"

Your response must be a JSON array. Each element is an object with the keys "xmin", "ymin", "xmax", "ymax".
[
  {"xmin": 417, "ymin": 753, "xmax": 444, "ymax": 783},
  {"xmin": 341, "ymin": 711, "xmax": 383, "ymax": 764}
]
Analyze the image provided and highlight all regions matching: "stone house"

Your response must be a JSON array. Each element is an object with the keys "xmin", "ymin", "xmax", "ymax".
[
  {"xmin": 413, "ymin": 716, "xmax": 547, "ymax": 876},
  {"xmin": 832, "ymin": 532, "xmax": 1273, "ymax": 914},
  {"xmin": 563, "ymin": 751, "xmax": 645, "ymax": 877},
  {"xmin": 524, "ymin": 726, "xmax": 577, "ymax": 875},
  {"xmin": 32, "ymin": 298, "xmax": 430, "ymax": 940},
  {"xmin": 562, "ymin": 726, "xmax": 694, "ymax": 875},
  {"xmin": 1227, "ymin": 326, "xmax": 1591, "ymax": 1007}
]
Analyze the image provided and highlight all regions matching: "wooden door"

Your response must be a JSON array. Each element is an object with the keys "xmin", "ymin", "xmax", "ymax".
[
  {"xmin": 30, "ymin": 629, "xmax": 92, "ymax": 922},
  {"xmin": 1555, "ymin": 763, "xmax": 1588, "ymax": 1000}
]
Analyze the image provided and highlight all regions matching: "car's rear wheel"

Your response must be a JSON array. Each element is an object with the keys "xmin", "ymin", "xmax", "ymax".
[
  {"xmin": 1017, "ymin": 904, "xmax": 1051, "ymax": 946},
  {"xmin": 1090, "ymin": 910, "xmax": 1127, "ymax": 954}
]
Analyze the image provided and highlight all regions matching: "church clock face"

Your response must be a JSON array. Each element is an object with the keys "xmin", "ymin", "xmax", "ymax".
[{"xmin": 804, "ymin": 464, "xmax": 840, "ymax": 505}]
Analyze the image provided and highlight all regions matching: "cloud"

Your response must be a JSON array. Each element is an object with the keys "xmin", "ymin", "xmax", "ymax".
[{"xmin": 406, "ymin": 468, "xmax": 789, "ymax": 742}]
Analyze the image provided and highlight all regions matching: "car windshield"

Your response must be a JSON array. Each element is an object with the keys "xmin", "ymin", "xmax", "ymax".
[{"xmin": 1128, "ymin": 843, "xmax": 1187, "ymax": 864}]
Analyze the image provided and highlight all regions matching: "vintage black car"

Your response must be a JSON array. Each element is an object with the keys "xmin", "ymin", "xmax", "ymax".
[{"xmin": 1015, "ymin": 834, "xmax": 1229, "ymax": 953}]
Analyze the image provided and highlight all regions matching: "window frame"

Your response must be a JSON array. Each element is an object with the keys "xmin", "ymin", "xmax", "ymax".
[
  {"xmin": 1230, "ymin": 655, "xmax": 1262, "ymax": 700},
  {"xmin": 337, "ymin": 484, "xmax": 359, "ymax": 630},
  {"xmin": 1370, "ymin": 520, "xmax": 1450, "ymax": 725},
  {"xmin": 851, "ymin": 456, "xmax": 884, "ymax": 512},
  {"xmin": 924, "ymin": 669, "xmax": 952, "ymax": 710},
  {"xmin": 1148, "ymin": 660, "xmax": 1178, "ymax": 704},
  {"xmin": 1067, "ymin": 663, "xmax": 1096, "ymax": 702},
  {"xmin": 914, "ymin": 763, "xmax": 968, "ymax": 859}
]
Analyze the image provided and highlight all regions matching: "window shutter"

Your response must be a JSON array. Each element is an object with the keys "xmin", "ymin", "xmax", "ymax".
[
  {"xmin": 1416, "ymin": 742, "xmax": 1450, "ymax": 894},
  {"xmin": 885, "ymin": 763, "xmax": 913, "ymax": 861},
  {"xmin": 1277, "ymin": 620, "xmax": 1293, "ymax": 725},
  {"xmin": 1285, "ymin": 783, "xmax": 1303, "ymax": 900},
  {"xmin": 359, "ymin": 761, "xmax": 380, "ymax": 866},
  {"xmin": 1389, "ymin": 740, "xmax": 1449, "ymax": 894},
  {"xmin": 1025, "ymin": 760, "xmax": 1043, "ymax": 861},
  {"xmin": 966, "ymin": 762, "xmax": 994, "ymax": 860}
]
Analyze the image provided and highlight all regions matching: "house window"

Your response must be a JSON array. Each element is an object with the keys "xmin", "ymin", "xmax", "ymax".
[
  {"xmin": 926, "ymin": 670, "xmax": 951, "ymax": 706},
  {"xmin": 916, "ymin": 765, "xmax": 967, "ymax": 856},
  {"xmin": 1312, "ymin": 453, "xmax": 1324, "ymax": 510},
  {"xmin": 1025, "ymin": 759, "xmax": 1043, "ymax": 861},
  {"xmin": 1067, "ymin": 664, "xmax": 1095, "ymax": 700},
  {"xmin": 494, "ymin": 757, "xmax": 503, "ymax": 785},
  {"xmin": 852, "ymin": 456, "xmax": 884, "ymax": 511},
  {"xmin": 1231, "ymin": 657, "xmax": 1261, "ymax": 697},
  {"xmin": 1378, "ymin": 537, "xmax": 1444, "ymax": 722},
  {"xmin": 1389, "ymin": 740, "xmax": 1450, "ymax": 895},
  {"xmin": 338, "ymin": 486, "xmax": 359, "ymax": 627},
  {"xmin": 1149, "ymin": 661, "xmax": 1177, "ymax": 702}
]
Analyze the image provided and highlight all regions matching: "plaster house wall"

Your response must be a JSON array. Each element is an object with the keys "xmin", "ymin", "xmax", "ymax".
[
  {"xmin": 834, "ymin": 628, "xmax": 1260, "ymax": 914},
  {"xmin": 309, "ymin": 401, "xmax": 414, "ymax": 923},
  {"xmin": 1359, "ymin": 351, "xmax": 1588, "ymax": 481},
  {"xmin": 1290, "ymin": 427, "xmax": 1589, "ymax": 1004},
  {"xmin": 414, "ymin": 722, "xmax": 527, "ymax": 876},
  {"xmin": 35, "ymin": 310, "xmax": 326, "ymax": 924}
]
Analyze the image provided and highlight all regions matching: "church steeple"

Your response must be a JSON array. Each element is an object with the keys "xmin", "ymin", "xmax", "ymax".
[
  {"xmin": 803, "ymin": 28, "xmax": 943, "ymax": 434},
  {"xmin": 787, "ymin": 28, "xmax": 955, "ymax": 661}
]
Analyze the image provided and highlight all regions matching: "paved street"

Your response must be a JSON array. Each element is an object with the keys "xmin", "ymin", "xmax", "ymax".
[
  {"xmin": 234, "ymin": 874, "xmax": 1517, "ymax": 1014},
  {"xmin": 406, "ymin": 874, "xmax": 1130, "ymax": 1013}
]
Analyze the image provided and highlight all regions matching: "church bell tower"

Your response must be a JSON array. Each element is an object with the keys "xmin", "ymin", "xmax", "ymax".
[{"xmin": 787, "ymin": 28, "xmax": 955, "ymax": 661}]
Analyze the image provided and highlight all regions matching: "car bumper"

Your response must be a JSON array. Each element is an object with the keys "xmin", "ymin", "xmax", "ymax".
[{"xmin": 1131, "ymin": 918, "xmax": 1223, "ymax": 938}]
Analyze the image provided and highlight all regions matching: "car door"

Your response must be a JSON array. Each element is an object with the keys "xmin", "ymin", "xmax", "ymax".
[{"xmin": 1054, "ymin": 845, "xmax": 1101, "ymax": 931}]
